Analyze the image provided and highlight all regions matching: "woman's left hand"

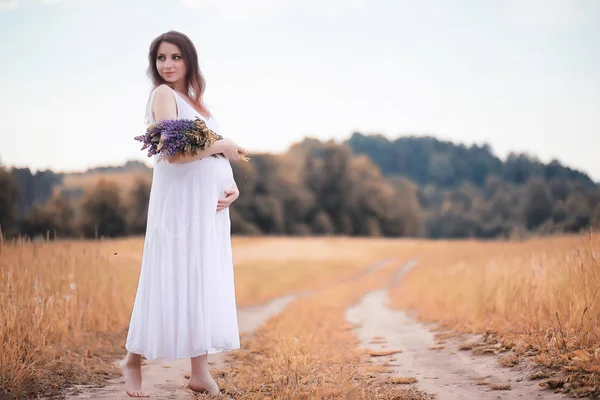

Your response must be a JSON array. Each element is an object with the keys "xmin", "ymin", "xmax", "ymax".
[{"xmin": 217, "ymin": 183, "xmax": 239, "ymax": 212}]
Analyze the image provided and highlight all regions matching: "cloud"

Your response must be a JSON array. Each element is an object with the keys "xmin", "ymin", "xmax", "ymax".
[
  {"xmin": 503, "ymin": 0, "xmax": 597, "ymax": 30},
  {"xmin": 180, "ymin": 0, "xmax": 280, "ymax": 19},
  {"xmin": 0, "ymin": 0, "xmax": 61, "ymax": 10},
  {"xmin": 0, "ymin": 0, "xmax": 28, "ymax": 10},
  {"xmin": 180, "ymin": 0, "xmax": 368, "ymax": 19}
]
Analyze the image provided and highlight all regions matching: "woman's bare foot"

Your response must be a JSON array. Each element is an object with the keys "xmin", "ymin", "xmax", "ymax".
[
  {"xmin": 187, "ymin": 374, "xmax": 219, "ymax": 395},
  {"xmin": 119, "ymin": 357, "xmax": 149, "ymax": 398}
]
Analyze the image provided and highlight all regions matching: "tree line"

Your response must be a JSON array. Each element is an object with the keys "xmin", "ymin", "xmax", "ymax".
[
  {"xmin": 346, "ymin": 133, "xmax": 599, "ymax": 237},
  {"xmin": 0, "ymin": 135, "xmax": 598, "ymax": 240},
  {"xmin": 347, "ymin": 132, "xmax": 594, "ymax": 188}
]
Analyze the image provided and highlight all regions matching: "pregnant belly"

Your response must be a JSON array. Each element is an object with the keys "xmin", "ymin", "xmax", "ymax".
[
  {"xmin": 153, "ymin": 157, "xmax": 234, "ymax": 236},
  {"xmin": 155, "ymin": 155, "xmax": 234, "ymax": 190}
]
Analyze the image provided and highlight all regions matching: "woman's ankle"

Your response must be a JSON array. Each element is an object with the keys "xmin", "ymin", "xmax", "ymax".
[
  {"xmin": 123, "ymin": 352, "xmax": 142, "ymax": 367},
  {"xmin": 189, "ymin": 354, "xmax": 210, "ymax": 378},
  {"xmin": 189, "ymin": 370, "xmax": 212, "ymax": 380}
]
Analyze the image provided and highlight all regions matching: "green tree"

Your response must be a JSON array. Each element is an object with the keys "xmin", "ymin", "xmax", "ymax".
[
  {"xmin": 591, "ymin": 203, "xmax": 600, "ymax": 229},
  {"xmin": 10, "ymin": 167, "xmax": 63, "ymax": 217},
  {"xmin": 522, "ymin": 178, "xmax": 553, "ymax": 230},
  {"xmin": 387, "ymin": 177, "xmax": 422, "ymax": 236},
  {"xmin": 312, "ymin": 211, "xmax": 335, "ymax": 235},
  {"xmin": 564, "ymin": 192, "xmax": 591, "ymax": 232},
  {"xmin": 80, "ymin": 179, "xmax": 127, "ymax": 238},
  {"xmin": 0, "ymin": 166, "xmax": 19, "ymax": 236},
  {"xmin": 21, "ymin": 193, "xmax": 77, "ymax": 238},
  {"xmin": 127, "ymin": 177, "xmax": 151, "ymax": 235}
]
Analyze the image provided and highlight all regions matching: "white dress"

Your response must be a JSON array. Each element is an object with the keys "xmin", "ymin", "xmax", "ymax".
[{"xmin": 125, "ymin": 85, "xmax": 240, "ymax": 361}]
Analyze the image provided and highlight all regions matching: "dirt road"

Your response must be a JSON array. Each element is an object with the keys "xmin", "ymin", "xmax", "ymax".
[
  {"xmin": 64, "ymin": 258, "xmax": 569, "ymax": 399},
  {"xmin": 345, "ymin": 260, "xmax": 570, "ymax": 400}
]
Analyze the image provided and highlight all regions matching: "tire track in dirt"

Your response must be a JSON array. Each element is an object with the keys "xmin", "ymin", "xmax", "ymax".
[
  {"xmin": 345, "ymin": 260, "xmax": 570, "ymax": 400},
  {"xmin": 62, "ymin": 258, "xmax": 397, "ymax": 399}
]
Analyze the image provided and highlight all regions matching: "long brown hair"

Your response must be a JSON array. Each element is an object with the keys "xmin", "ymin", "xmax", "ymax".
[{"xmin": 146, "ymin": 30, "xmax": 209, "ymax": 118}]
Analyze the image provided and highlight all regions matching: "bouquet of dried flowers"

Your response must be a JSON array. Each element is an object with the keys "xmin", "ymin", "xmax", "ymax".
[{"xmin": 134, "ymin": 117, "xmax": 248, "ymax": 162}]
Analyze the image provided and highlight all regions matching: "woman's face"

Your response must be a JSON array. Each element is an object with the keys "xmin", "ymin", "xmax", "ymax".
[{"xmin": 156, "ymin": 41, "xmax": 187, "ymax": 85}]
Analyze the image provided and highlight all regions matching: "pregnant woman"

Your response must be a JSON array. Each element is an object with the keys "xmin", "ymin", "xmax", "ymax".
[{"xmin": 121, "ymin": 30, "xmax": 247, "ymax": 397}]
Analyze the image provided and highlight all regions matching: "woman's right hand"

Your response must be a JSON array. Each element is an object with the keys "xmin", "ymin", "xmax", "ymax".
[{"xmin": 220, "ymin": 138, "xmax": 248, "ymax": 161}]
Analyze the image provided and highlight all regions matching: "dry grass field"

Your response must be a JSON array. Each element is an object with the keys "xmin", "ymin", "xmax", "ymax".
[
  {"xmin": 0, "ymin": 236, "xmax": 423, "ymax": 398},
  {"xmin": 1, "ymin": 233, "xmax": 598, "ymax": 398},
  {"xmin": 389, "ymin": 233, "xmax": 600, "ymax": 398}
]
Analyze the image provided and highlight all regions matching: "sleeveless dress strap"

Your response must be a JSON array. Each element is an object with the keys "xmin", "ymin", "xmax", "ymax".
[{"xmin": 145, "ymin": 89, "xmax": 158, "ymax": 124}]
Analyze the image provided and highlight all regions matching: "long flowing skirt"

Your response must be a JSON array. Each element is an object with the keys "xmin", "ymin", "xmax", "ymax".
[{"xmin": 125, "ymin": 156, "xmax": 240, "ymax": 361}]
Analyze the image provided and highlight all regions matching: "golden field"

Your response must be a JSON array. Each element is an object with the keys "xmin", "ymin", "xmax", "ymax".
[
  {"xmin": 1, "ymin": 234, "xmax": 599, "ymax": 398},
  {"xmin": 389, "ymin": 233, "xmax": 600, "ymax": 397},
  {"xmin": 0, "ymin": 236, "xmax": 423, "ymax": 399}
]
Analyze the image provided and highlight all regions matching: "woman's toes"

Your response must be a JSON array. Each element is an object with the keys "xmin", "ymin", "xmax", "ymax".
[{"xmin": 126, "ymin": 390, "xmax": 148, "ymax": 398}]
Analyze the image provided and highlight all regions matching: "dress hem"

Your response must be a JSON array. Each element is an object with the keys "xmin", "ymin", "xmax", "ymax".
[{"xmin": 125, "ymin": 344, "xmax": 241, "ymax": 362}]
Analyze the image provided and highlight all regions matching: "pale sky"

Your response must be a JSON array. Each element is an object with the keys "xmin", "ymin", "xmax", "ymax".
[{"xmin": 1, "ymin": 0, "xmax": 599, "ymax": 181}]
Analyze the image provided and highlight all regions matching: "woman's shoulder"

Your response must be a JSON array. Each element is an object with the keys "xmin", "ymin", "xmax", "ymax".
[
  {"xmin": 152, "ymin": 84, "xmax": 175, "ymax": 97},
  {"xmin": 147, "ymin": 85, "xmax": 179, "ymax": 123},
  {"xmin": 148, "ymin": 85, "xmax": 176, "ymax": 105}
]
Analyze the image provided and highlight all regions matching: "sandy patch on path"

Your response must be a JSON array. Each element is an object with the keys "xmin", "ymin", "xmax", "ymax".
[{"xmin": 345, "ymin": 261, "xmax": 570, "ymax": 400}]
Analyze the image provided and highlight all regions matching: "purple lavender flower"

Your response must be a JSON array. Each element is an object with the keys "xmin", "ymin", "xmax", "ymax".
[{"xmin": 134, "ymin": 117, "xmax": 224, "ymax": 160}]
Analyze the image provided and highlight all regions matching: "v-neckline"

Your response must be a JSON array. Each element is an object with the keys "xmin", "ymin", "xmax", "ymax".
[{"xmin": 172, "ymin": 90, "xmax": 211, "ymax": 121}]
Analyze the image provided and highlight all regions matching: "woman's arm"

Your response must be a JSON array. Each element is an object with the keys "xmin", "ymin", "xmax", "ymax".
[
  {"xmin": 152, "ymin": 84, "xmax": 178, "ymax": 121},
  {"xmin": 167, "ymin": 139, "xmax": 244, "ymax": 164},
  {"xmin": 152, "ymin": 85, "xmax": 246, "ymax": 164}
]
